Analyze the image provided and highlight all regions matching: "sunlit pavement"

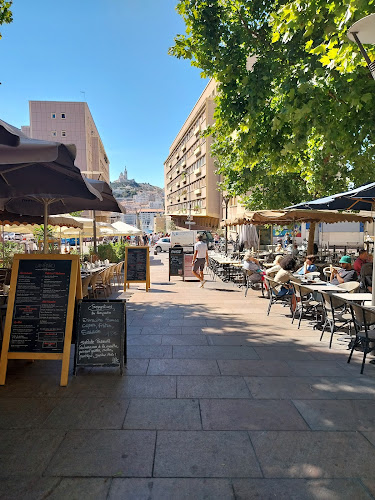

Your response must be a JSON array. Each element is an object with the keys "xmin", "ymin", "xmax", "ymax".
[{"xmin": 1, "ymin": 252, "xmax": 375, "ymax": 499}]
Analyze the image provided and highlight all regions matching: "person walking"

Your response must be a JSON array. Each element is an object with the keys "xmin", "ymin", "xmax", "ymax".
[{"xmin": 192, "ymin": 234, "xmax": 209, "ymax": 287}]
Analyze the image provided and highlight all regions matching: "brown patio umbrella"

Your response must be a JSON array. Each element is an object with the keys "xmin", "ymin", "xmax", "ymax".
[{"xmin": 0, "ymin": 119, "xmax": 101, "ymax": 251}]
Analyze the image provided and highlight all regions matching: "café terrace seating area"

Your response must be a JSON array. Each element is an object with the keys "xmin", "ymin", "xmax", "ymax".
[{"xmin": 207, "ymin": 246, "xmax": 375, "ymax": 375}]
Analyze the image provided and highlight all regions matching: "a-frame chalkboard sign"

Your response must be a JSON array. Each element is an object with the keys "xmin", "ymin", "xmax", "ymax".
[
  {"xmin": 169, "ymin": 247, "xmax": 184, "ymax": 281},
  {"xmin": 74, "ymin": 299, "xmax": 126, "ymax": 375},
  {"xmin": 0, "ymin": 254, "xmax": 82, "ymax": 386},
  {"xmin": 124, "ymin": 246, "xmax": 150, "ymax": 291}
]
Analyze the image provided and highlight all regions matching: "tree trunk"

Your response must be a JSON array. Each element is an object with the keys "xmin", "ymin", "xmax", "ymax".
[{"xmin": 307, "ymin": 222, "xmax": 316, "ymax": 254}]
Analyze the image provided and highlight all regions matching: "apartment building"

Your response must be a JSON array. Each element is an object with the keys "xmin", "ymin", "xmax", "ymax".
[
  {"xmin": 164, "ymin": 79, "xmax": 221, "ymax": 230},
  {"xmin": 22, "ymin": 101, "xmax": 110, "ymax": 221}
]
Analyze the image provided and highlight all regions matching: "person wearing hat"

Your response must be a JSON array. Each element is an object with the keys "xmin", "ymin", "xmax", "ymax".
[{"xmin": 330, "ymin": 256, "xmax": 358, "ymax": 285}]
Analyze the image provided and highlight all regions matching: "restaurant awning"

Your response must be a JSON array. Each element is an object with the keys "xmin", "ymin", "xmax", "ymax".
[{"xmin": 221, "ymin": 209, "xmax": 373, "ymax": 227}]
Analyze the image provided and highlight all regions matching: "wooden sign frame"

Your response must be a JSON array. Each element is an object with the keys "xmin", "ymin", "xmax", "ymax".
[
  {"xmin": 0, "ymin": 254, "xmax": 82, "ymax": 387},
  {"xmin": 124, "ymin": 246, "xmax": 150, "ymax": 292}
]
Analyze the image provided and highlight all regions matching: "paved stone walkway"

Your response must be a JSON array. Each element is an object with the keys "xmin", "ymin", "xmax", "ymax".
[{"xmin": 1, "ymin": 253, "xmax": 375, "ymax": 499}]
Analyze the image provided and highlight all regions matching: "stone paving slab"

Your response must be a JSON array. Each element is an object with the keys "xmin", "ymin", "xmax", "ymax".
[
  {"xmin": 249, "ymin": 430, "xmax": 375, "ymax": 478},
  {"xmin": 217, "ymin": 359, "xmax": 293, "ymax": 376},
  {"xmin": 123, "ymin": 398, "xmax": 201, "ymax": 430},
  {"xmin": 286, "ymin": 360, "xmax": 357, "ymax": 376},
  {"xmin": 0, "ymin": 476, "xmax": 61, "ymax": 500},
  {"xmin": 293, "ymin": 400, "xmax": 375, "ymax": 431},
  {"xmin": 108, "ymin": 478, "xmax": 234, "ymax": 500},
  {"xmin": 252, "ymin": 346, "xmax": 316, "ymax": 360},
  {"xmin": 200, "ymin": 399, "xmax": 309, "ymax": 431},
  {"xmin": 177, "ymin": 375, "xmax": 251, "ymax": 399},
  {"xmin": 43, "ymin": 397, "xmax": 129, "ymax": 429},
  {"xmin": 0, "ymin": 429, "xmax": 66, "ymax": 476},
  {"xmin": 0, "ymin": 397, "xmax": 58, "ymax": 429},
  {"xmin": 147, "ymin": 359, "xmax": 220, "ymax": 375},
  {"xmin": 127, "ymin": 345, "xmax": 172, "ymax": 359},
  {"xmin": 173, "ymin": 345, "xmax": 260, "ymax": 360},
  {"xmin": 244, "ymin": 376, "xmax": 375, "ymax": 399},
  {"xmin": 66, "ymin": 375, "xmax": 176, "ymax": 399},
  {"xmin": 45, "ymin": 430, "xmax": 156, "ymax": 477},
  {"xmin": 154, "ymin": 431, "xmax": 262, "ymax": 478},
  {"xmin": 47, "ymin": 478, "xmax": 112, "ymax": 500},
  {"xmin": 127, "ymin": 335, "xmax": 162, "ymax": 345},
  {"xmin": 232, "ymin": 478, "xmax": 373, "ymax": 500},
  {"xmin": 162, "ymin": 334, "xmax": 209, "ymax": 345}
]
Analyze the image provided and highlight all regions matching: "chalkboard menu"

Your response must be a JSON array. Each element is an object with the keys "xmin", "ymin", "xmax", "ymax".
[
  {"xmin": 169, "ymin": 248, "xmax": 184, "ymax": 280},
  {"xmin": 9, "ymin": 259, "xmax": 72, "ymax": 353},
  {"xmin": 0, "ymin": 254, "xmax": 80, "ymax": 387},
  {"xmin": 74, "ymin": 300, "xmax": 126, "ymax": 374},
  {"xmin": 124, "ymin": 246, "xmax": 150, "ymax": 291}
]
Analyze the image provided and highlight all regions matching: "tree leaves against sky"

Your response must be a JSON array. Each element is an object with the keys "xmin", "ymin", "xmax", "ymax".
[
  {"xmin": 170, "ymin": 0, "xmax": 375, "ymax": 209},
  {"xmin": 0, "ymin": 1, "xmax": 12, "ymax": 40}
]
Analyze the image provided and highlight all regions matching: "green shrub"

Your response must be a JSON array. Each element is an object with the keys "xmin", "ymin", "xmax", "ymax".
[
  {"xmin": 0, "ymin": 242, "xmax": 25, "ymax": 268},
  {"xmin": 96, "ymin": 244, "xmax": 118, "ymax": 262}
]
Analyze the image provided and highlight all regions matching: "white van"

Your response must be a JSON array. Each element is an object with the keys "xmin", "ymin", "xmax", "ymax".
[{"xmin": 170, "ymin": 230, "xmax": 214, "ymax": 252}]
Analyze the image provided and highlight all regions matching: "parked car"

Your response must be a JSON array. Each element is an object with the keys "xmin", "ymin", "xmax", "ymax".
[{"xmin": 155, "ymin": 237, "xmax": 171, "ymax": 253}]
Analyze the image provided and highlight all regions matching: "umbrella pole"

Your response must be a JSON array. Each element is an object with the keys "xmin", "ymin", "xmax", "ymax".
[
  {"xmin": 43, "ymin": 200, "xmax": 48, "ymax": 254},
  {"xmin": 2, "ymin": 225, "xmax": 4, "ymax": 267},
  {"xmin": 271, "ymin": 225, "xmax": 274, "ymax": 254},
  {"xmin": 93, "ymin": 211, "xmax": 97, "ymax": 254},
  {"xmin": 258, "ymin": 227, "xmax": 261, "ymax": 256}
]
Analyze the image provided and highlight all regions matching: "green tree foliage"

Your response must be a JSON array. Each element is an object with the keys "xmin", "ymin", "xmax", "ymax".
[
  {"xmin": 0, "ymin": 1, "xmax": 13, "ymax": 40},
  {"xmin": 170, "ymin": 0, "xmax": 375, "ymax": 209}
]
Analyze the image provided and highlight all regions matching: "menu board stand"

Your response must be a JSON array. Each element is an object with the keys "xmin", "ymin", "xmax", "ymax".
[
  {"xmin": 74, "ymin": 299, "xmax": 126, "ymax": 375},
  {"xmin": 169, "ymin": 248, "xmax": 184, "ymax": 281},
  {"xmin": 0, "ymin": 254, "xmax": 81, "ymax": 387},
  {"xmin": 124, "ymin": 246, "xmax": 150, "ymax": 292}
]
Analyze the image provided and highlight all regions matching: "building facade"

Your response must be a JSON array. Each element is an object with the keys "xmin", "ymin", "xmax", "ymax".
[
  {"xmin": 164, "ymin": 80, "xmax": 221, "ymax": 230},
  {"xmin": 22, "ymin": 101, "xmax": 110, "ymax": 221}
]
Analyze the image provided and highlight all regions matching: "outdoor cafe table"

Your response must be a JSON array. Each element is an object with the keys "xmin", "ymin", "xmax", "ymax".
[
  {"xmin": 331, "ymin": 293, "xmax": 372, "ymax": 303},
  {"xmin": 302, "ymin": 283, "xmax": 347, "ymax": 293}
]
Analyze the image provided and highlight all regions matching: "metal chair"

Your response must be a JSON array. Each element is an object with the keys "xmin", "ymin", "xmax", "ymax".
[
  {"xmin": 320, "ymin": 291, "xmax": 352, "ymax": 348},
  {"xmin": 264, "ymin": 276, "xmax": 292, "ymax": 316},
  {"xmin": 348, "ymin": 303, "xmax": 375, "ymax": 374},
  {"xmin": 291, "ymin": 282, "xmax": 321, "ymax": 329}
]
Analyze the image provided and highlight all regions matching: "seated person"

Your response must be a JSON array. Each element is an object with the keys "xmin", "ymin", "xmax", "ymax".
[
  {"xmin": 266, "ymin": 254, "xmax": 283, "ymax": 278},
  {"xmin": 274, "ymin": 256, "xmax": 301, "ymax": 311},
  {"xmin": 297, "ymin": 255, "xmax": 317, "ymax": 275},
  {"xmin": 330, "ymin": 256, "xmax": 358, "ymax": 285},
  {"xmin": 353, "ymin": 249, "xmax": 372, "ymax": 274},
  {"xmin": 292, "ymin": 244, "xmax": 299, "ymax": 258},
  {"xmin": 275, "ymin": 242, "xmax": 283, "ymax": 253},
  {"xmin": 243, "ymin": 251, "xmax": 263, "ymax": 283},
  {"xmin": 360, "ymin": 262, "xmax": 373, "ymax": 292}
]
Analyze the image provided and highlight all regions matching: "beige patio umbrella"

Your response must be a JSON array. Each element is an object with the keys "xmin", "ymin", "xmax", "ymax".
[{"xmin": 221, "ymin": 209, "xmax": 373, "ymax": 227}]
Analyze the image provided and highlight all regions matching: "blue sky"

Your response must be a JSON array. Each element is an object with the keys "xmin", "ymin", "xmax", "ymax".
[{"xmin": 0, "ymin": 0, "xmax": 208, "ymax": 187}]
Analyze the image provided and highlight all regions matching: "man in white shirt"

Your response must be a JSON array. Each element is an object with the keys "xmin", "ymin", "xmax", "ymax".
[{"xmin": 192, "ymin": 234, "xmax": 209, "ymax": 287}]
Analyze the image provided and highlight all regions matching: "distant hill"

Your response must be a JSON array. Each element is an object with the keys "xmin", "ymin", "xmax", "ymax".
[{"xmin": 110, "ymin": 179, "xmax": 164, "ymax": 200}]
